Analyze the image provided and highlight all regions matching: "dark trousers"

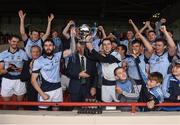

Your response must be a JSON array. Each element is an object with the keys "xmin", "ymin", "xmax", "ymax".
[
  {"xmin": 70, "ymin": 84, "xmax": 89, "ymax": 102},
  {"xmin": 26, "ymin": 82, "xmax": 38, "ymax": 110}
]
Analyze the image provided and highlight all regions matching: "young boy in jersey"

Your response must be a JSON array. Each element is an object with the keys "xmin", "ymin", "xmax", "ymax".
[
  {"xmin": 140, "ymin": 72, "xmax": 164, "ymax": 110},
  {"xmin": 114, "ymin": 67, "xmax": 140, "ymax": 102},
  {"xmin": 114, "ymin": 67, "xmax": 141, "ymax": 111},
  {"xmin": 18, "ymin": 10, "xmax": 54, "ymax": 59},
  {"xmin": 163, "ymin": 59, "xmax": 180, "ymax": 102}
]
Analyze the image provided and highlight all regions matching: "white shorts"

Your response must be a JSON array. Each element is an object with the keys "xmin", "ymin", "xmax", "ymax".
[
  {"xmin": 38, "ymin": 87, "xmax": 63, "ymax": 109},
  {"xmin": 102, "ymin": 85, "xmax": 119, "ymax": 102},
  {"xmin": 1, "ymin": 77, "xmax": 26, "ymax": 97}
]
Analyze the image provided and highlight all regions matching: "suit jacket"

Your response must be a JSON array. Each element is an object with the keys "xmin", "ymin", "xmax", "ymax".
[
  {"xmin": 20, "ymin": 60, "xmax": 31, "ymax": 82},
  {"xmin": 66, "ymin": 53, "xmax": 98, "ymax": 94}
]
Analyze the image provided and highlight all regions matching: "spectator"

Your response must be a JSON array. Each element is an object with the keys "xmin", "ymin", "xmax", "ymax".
[
  {"xmin": 139, "ymin": 72, "xmax": 164, "ymax": 110},
  {"xmin": 52, "ymin": 30, "xmax": 62, "ymax": 53},
  {"xmin": 148, "ymin": 26, "xmax": 176, "ymax": 78},
  {"xmin": 162, "ymin": 59, "xmax": 180, "ymax": 102},
  {"xmin": 114, "ymin": 67, "xmax": 141, "ymax": 111}
]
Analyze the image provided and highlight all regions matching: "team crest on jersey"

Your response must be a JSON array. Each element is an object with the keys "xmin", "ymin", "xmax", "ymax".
[{"xmin": 17, "ymin": 56, "xmax": 21, "ymax": 61}]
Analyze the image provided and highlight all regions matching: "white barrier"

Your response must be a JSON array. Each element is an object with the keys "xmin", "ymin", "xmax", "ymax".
[{"xmin": 0, "ymin": 110, "xmax": 179, "ymax": 124}]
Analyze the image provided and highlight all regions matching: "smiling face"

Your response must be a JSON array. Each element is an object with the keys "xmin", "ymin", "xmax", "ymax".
[
  {"xmin": 31, "ymin": 46, "xmax": 41, "ymax": 60},
  {"xmin": 115, "ymin": 68, "xmax": 127, "ymax": 81},
  {"xmin": 147, "ymin": 31, "xmax": 156, "ymax": 42},
  {"xmin": 172, "ymin": 64, "xmax": 180, "ymax": 76},
  {"xmin": 9, "ymin": 37, "xmax": 19, "ymax": 50},
  {"xmin": 132, "ymin": 42, "xmax": 141, "ymax": 55},
  {"xmin": 102, "ymin": 40, "xmax": 112, "ymax": 54},
  {"xmin": 30, "ymin": 31, "xmax": 40, "ymax": 41}
]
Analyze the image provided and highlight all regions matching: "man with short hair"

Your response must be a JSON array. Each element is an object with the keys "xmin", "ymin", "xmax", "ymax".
[
  {"xmin": 31, "ymin": 39, "xmax": 75, "ymax": 110},
  {"xmin": 0, "ymin": 35, "xmax": 28, "ymax": 109},
  {"xmin": 86, "ymin": 37, "xmax": 121, "ymax": 102}
]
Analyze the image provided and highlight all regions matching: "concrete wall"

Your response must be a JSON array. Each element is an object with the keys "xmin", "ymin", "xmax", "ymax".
[{"xmin": 0, "ymin": 110, "xmax": 180, "ymax": 124}]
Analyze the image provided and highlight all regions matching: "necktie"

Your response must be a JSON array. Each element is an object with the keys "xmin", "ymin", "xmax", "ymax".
[
  {"xmin": 135, "ymin": 56, "xmax": 147, "ymax": 84},
  {"xmin": 80, "ymin": 56, "xmax": 86, "ymax": 84}
]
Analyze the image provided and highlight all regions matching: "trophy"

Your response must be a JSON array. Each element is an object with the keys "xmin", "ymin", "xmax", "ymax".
[{"xmin": 78, "ymin": 23, "xmax": 97, "ymax": 44}]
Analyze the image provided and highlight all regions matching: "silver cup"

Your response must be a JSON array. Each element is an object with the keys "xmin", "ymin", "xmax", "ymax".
[{"xmin": 78, "ymin": 24, "xmax": 97, "ymax": 43}]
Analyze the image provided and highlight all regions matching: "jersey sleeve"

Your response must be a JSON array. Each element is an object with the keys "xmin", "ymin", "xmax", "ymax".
[
  {"xmin": 22, "ymin": 50, "xmax": 28, "ymax": 61},
  {"xmin": 32, "ymin": 59, "xmax": 42, "ymax": 73},
  {"xmin": 0, "ymin": 51, "xmax": 5, "ymax": 62}
]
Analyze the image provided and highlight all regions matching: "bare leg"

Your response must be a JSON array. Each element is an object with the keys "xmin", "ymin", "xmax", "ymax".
[
  {"xmin": 16, "ymin": 95, "xmax": 24, "ymax": 110},
  {"xmin": 2, "ymin": 97, "xmax": 11, "ymax": 110}
]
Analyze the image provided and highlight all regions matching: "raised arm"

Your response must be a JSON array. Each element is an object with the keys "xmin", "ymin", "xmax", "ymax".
[
  {"xmin": 146, "ymin": 21, "xmax": 153, "ymax": 31},
  {"xmin": 140, "ymin": 21, "xmax": 153, "ymax": 33},
  {"xmin": 42, "ymin": 13, "xmax": 54, "ymax": 41},
  {"xmin": 62, "ymin": 20, "xmax": 75, "ymax": 39},
  {"xmin": 160, "ymin": 26, "xmax": 176, "ymax": 56},
  {"xmin": 155, "ymin": 18, "xmax": 166, "ymax": 37},
  {"xmin": 129, "ymin": 19, "xmax": 139, "ymax": 33},
  {"xmin": 18, "ymin": 10, "xmax": 28, "ymax": 41},
  {"xmin": 137, "ymin": 32, "xmax": 154, "ymax": 58},
  {"xmin": 98, "ymin": 26, "xmax": 106, "ymax": 39},
  {"xmin": 140, "ymin": 22, "xmax": 148, "ymax": 33},
  {"xmin": 129, "ymin": 19, "xmax": 153, "ymax": 58},
  {"xmin": 63, "ymin": 27, "xmax": 76, "ymax": 58},
  {"xmin": 70, "ymin": 27, "xmax": 76, "ymax": 54}
]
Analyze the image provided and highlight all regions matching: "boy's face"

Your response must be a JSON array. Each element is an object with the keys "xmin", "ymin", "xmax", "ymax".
[
  {"xmin": 172, "ymin": 64, "xmax": 180, "ymax": 76},
  {"xmin": 132, "ymin": 43, "xmax": 141, "ymax": 55},
  {"xmin": 102, "ymin": 40, "xmax": 112, "ymax": 54},
  {"xmin": 115, "ymin": 68, "xmax": 127, "ymax": 81},
  {"xmin": 31, "ymin": 31, "xmax": 40, "ymax": 41},
  {"xmin": 147, "ymin": 32, "xmax": 156, "ymax": 42},
  {"xmin": 127, "ymin": 31, "xmax": 134, "ymax": 40},
  {"xmin": 155, "ymin": 41, "xmax": 166, "ymax": 54},
  {"xmin": 116, "ymin": 46, "xmax": 124, "ymax": 56},
  {"xmin": 147, "ymin": 79, "xmax": 159, "ymax": 88}
]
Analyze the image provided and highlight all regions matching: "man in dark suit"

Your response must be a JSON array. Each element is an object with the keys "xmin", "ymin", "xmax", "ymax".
[
  {"xmin": 20, "ymin": 45, "xmax": 41, "ymax": 110},
  {"xmin": 66, "ymin": 42, "xmax": 97, "ymax": 102}
]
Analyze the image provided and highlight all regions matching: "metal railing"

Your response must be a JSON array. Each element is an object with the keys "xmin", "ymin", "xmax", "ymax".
[{"xmin": 0, "ymin": 101, "xmax": 180, "ymax": 113}]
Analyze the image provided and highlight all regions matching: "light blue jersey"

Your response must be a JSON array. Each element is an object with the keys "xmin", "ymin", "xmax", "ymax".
[
  {"xmin": 0, "ymin": 48, "xmax": 28, "ymax": 79},
  {"xmin": 125, "ymin": 54, "xmax": 147, "ymax": 80},
  {"xmin": 24, "ymin": 38, "xmax": 43, "ymax": 59},
  {"xmin": 32, "ymin": 52, "xmax": 62, "ymax": 91},
  {"xmin": 149, "ymin": 86, "xmax": 164, "ymax": 103},
  {"xmin": 149, "ymin": 52, "xmax": 172, "ymax": 78},
  {"xmin": 116, "ymin": 79, "xmax": 132, "ymax": 93}
]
